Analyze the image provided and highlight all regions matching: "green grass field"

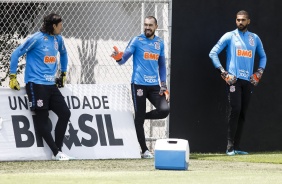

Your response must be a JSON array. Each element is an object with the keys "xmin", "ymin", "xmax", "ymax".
[{"xmin": 1, "ymin": 152, "xmax": 282, "ymax": 184}]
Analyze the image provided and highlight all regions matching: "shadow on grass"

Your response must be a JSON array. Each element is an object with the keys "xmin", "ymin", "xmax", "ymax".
[
  {"xmin": 190, "ymin": 153, "xmax": 225, "ymax": 159},
  {"xmin": 190, "ymin": 151, "xmax": 282, "ymax": 164}
]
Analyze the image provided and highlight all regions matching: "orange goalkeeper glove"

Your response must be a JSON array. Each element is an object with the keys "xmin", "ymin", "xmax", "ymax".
[
  {"xmin": 250, "ymin": 68, "xmax": 264, "ymax": 86},
  {"xmin": 217, "ymin": 66, "xmax": 237, "ymax": 85},
  {"xmin": 159, "ymin": 82, "xmax": 170, "ymax": 102},
  {"xmin": 9, "ymin": 74, "xmax": 20, "ymax": 90},
  {"xmin": 111, "ymin": 46, "xmax": 123, "ymax": 61}
]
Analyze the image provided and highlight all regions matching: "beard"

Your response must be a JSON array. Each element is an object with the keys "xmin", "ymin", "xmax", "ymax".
[
  {"xmin": 237, "ymin": 24, "xmax": 248, "ymax": 31},
  {"xmin": 144, "ymin": 29, "xmax": 155, "ymax": 38}
]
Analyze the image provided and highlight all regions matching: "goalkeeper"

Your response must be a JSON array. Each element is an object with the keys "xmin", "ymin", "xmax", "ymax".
[
  {"xmin": 111, "ymin": 16, "xmax": 170, "ymax": 159},
  {"xmin": 9, "ymin": 13, "xmax": 74, "ymax": 161},
  {"xmin": 209, "ymin": 10, "xmax": 267, "ymax": 156}
]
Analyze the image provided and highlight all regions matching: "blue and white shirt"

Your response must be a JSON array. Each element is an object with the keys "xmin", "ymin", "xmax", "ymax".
[
  {"xmin": 10, "ymin": 31, "xmax": 68, "ymax": 85},
  {"xmin": 209, "ymin": 29, "xmax": 267, "ymax": 81},
  {"xmin": 118, "ymin": 34, "xmax": 166, "ymax": 85}
]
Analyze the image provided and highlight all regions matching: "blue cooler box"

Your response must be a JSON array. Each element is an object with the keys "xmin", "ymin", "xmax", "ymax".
[{"xmin": 154, "ymin": 138, "xmax": 189, "ymax": 170}]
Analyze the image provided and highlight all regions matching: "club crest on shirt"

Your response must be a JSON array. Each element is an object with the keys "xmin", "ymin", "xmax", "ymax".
[
  {"xmin": 230, "ymin": 85, "xmax": 236, "ymax": 92},
  {"xmin": 137, "ymin": 89, "xmax": 143, "ymax": 96},
  {"xmin": 54, "ymin": 41, "xmax": 58, "ymax": 50},
  {"xmin": 37, "ymin": 99, "xmax": 43, "ymax": 107},
  {"xmin": 154, "ymin": 42, "xmax": 160, "ymax": 50},
  {"xmin": 249, "ymin": 34, "xmax": 254, "ymax": 46}
]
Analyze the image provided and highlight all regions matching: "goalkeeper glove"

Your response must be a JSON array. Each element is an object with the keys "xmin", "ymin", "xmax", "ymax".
[
  {"xmin": 217, "ymin": 66, "xmax": 237, "ymax": 85},
  {"xmin": 159, "ymin": 82, "xmax": 170, "ymax": 102},
  {"xmin": 9, "ymin": 74, "xmax": 20, "ymax": 90},
  {"xmin": 111, "ymin": 46, "xmax": 123, "ymax": 61},
  {"xmin": 56, "ymin": 72, "xmax": 67, "ymax": 88},
  {"xmin": 250, "ymin": 68, "xmax": 264, "ymax": 86}
]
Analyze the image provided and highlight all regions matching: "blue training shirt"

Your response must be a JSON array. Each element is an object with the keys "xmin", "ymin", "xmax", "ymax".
[
  {"xmin": 10, "ymin": 31, "xmax": 68, "ymax": 85},
  {"xmin": 118, "ymin": 34, "xmax": 166, "ymax": 86},
  {"xmin": 209, "ymin": 29, "xmax": 267, "ymax": 81}
]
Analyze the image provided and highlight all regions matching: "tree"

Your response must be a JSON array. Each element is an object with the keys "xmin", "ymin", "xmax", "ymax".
[{"xmin": 0, "ymin": 3, "xmax": 45, "ymax": 86}]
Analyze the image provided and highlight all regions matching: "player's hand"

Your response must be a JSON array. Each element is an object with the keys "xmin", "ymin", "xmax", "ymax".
[
  {"xmin": 56, "ymin": 72, "xmax": 66, "ymax": 88},
  {"xmin": 217, "ymin": 66, "xmax": 237, "ymax": 85},
  {"xmin": 111, "ymin": 46, "xmax": 123, "ymax": 61},
  {"xmin": 159, "ymin": 82, "xmax": 170, "ymax": 102},
  {"xmin": 250, "ymin": 68, "xmax": 264, "ymax": 86},
  {"xmin": 221, "ymin": 72, "xmax": 237, "ymax": 85},
  {"xmin": 9, "ymin": 74, "xmax": 20, "ymax": 90}
]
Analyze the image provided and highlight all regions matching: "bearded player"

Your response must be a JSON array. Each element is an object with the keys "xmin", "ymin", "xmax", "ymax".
[
  {"xmin": 111, "ymin": 16, "xmax": 170, "ymax": 158},
  {"xmin": 209, "ymin": 10, "xmax": 267, "ymax": 156}
]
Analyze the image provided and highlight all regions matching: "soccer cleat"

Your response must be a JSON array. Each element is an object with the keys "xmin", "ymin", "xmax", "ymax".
[
  {"xmin": 234, "ymin": 150, "xmax": 248, "ymax": 155},
  {"xmin": 141, "ymin": 150, "xmax": 154, "ymax": 159},
  {"xmin": 52, "ymin": 151, "xmax": 76, "ymax": 161},
  {"xmin": 226, "ymin": 150, "xmax": 235, "ymax": 156}
]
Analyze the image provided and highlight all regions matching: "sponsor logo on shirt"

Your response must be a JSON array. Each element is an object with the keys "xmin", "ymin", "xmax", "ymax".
[
  {"xmin": 144, "ymin": 75, "xmax": 157, "ymax": 83},
  {"xmin": 44, "ymin": 56, "xmax": 56, "ymax": 64},
  {"xmin": 143, "ymin": 52, "xmax": 159, "ymax": 61},
  {"xmin": 239, "ymin": 69, "xmax": 249, "ymax": 78},
  {"xmin": 44, "ymin": 74, "xmax": 55, "ymax": 82},
  {"xmin": 236, "ymin": 49, "xmax": 252, "ymax": 58}
]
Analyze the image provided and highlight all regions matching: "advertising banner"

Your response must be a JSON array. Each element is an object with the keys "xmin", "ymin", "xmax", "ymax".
[{"xmin": 0, "ymin": 84, "xmax": 140, "ymax": 161}]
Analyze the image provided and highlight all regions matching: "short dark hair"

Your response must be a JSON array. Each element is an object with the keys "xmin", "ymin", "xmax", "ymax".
[
  {"xmin": 145, "ymin": 16, "xmax": 158, "ymax": 25},
  {"xmin": 237, "ymin": 10, "xmax": 250, "ymax": 19},
  {"xmin": 40, "ymin": 13, "xmax": 62, "ymax": 34}
]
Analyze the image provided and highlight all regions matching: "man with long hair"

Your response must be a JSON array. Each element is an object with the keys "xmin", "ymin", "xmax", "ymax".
[{"xmin": 10, "ymin": 13, "xmax": 74, "ymax": 160}]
